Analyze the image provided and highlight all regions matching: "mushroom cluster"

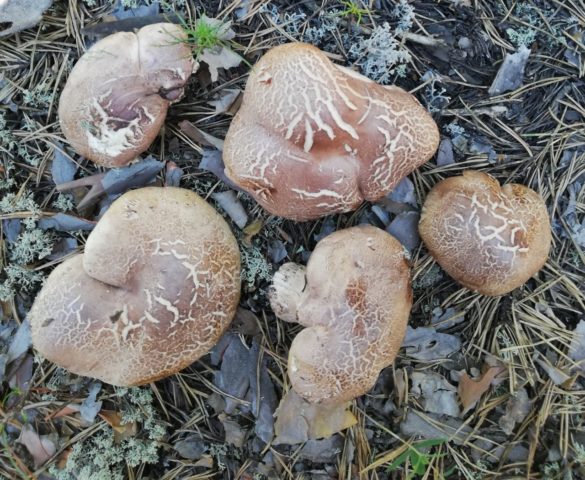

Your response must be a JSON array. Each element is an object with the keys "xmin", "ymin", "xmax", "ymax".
[
  {"xmin": 223, "ymin": 42, "xmax": 440, "ymax": 220},
  {"xmin": 59, "ymin": 23, "xmax": 195, "ymax": 168},
  {"xmin": 30, "ymin": 30, "xmax": 553, "ymax": 409},
  {"xmin": 419, "ymin": 171, "xmax": 551, "ymax": 296},
  {"xmin": 269, "ymin": 226, "xmax": 412, "ymax": 404},
  {"xmin": 29, "ymin": 187, "xmax": 241, "ymax": 386}
]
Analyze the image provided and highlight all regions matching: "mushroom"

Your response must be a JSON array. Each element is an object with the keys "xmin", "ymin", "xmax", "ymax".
[
  {"xmin": 223, "ymin": 42, "xmax": 439, "ymax": 221},
  {"xmin": 58, "ymin": 23, "xmax": 196, "ymax": 168},
  {"xmin": 29, "ymin": 187, "xmax": 241, "ymax": 386},
  {"xmin": 418, "ymin": 170, "xmax": 551, "ymax": 296},
  {"xmin": 269, "ymin": 225, "xmax": 412, "ymax": 404}
]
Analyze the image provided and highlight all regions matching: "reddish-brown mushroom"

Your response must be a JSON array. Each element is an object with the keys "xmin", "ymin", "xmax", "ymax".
[
  {"xmin": 269, "ymin": 225, "xmax": 412, "ymax": 404},
  {"xmin": 59, "ymin": 23, "xmax": 195, "ymax": 168},
  {"xmin": 419, "ymin": 170, "xmax": 551, "ymax": 296},
  {"xmin": 223, "ymin": 42, "xmax": 439, "ymax": 220},
  {"xmin": 29, "ymin": 187, "xmax": 240, "ymax": 386}
]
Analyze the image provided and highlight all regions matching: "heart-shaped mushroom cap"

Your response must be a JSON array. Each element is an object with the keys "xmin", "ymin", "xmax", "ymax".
[
  {"xmin": 29, "ymin": 187, "xmax": 241, "ymax": 386},
  {"xmin": 58, "ymin": 23, "xmax": 195, "ymax": 168},
  {"xmin": 419, "ymin": 170, "xmax": 551, "ymax": 296},
  {"xmin": 223, "ymin": 42, "xmax": 439, "ymax": 221},
  {"xmin": 269, "ymin": 225, "xmax": 412, "ymax": 404}
]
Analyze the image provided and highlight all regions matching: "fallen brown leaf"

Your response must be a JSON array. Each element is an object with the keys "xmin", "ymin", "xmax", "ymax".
[
  {"xmin": 98, "ymin": 410, "xmax": 137, "ymax": 443},
  {"xmin": 46, "ymin": 403, "xmax": 81, "ymax": 420},
  {"xmin": 458, "ymin": 366, "xmax": 503, "ymax": 414},
  {"xmin": 194, "ymin": 455, "xmax": 214, "ymax": 468},
  {"xmin": 17, "ymin": 424, "xmax": 57, "ymax": 468},
  {"xmin": 274, "ymin": 390, "xmax": 357, "ymax": 445}
]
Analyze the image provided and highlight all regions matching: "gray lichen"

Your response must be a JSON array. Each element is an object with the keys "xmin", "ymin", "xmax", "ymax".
[
  {"xmin": 49, "ymin": 387, "xmax": 167, "ymax": 480},
  {"xmin": 348, "ymin": 23, "xmax": 411, "ymax": 83}
]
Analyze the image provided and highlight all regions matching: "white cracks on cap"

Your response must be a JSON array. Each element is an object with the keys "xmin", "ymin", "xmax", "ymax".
[
  {"xmin": 291, "ymin": 188, "xmax": 346, "ymax": 199},
  {"xmin": 223, "ymin": 43, "xmax": 440, "ymax": 220},
  {"xmin": 461, "ymin": 189, "xmax": 531, "ymax": 262},
  {"xmin": 271, "ymin": 226, "xmax": 412, "ymax": 404},
  {"xmin": 28, "ymin": 187, "xmax": 241, "ymax": 386},
  {"xmin": 419, "ymin": 171, "xmax": 551, "ymax": 296}
]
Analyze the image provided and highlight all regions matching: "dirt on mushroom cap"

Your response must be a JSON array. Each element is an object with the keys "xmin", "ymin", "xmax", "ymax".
[{"xmin": 29, "ymin": 187, "xmax": 241, "ymax": 386}]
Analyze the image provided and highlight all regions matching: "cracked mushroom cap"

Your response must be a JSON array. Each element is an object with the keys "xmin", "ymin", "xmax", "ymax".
[
  {"xmin": 29, "ymin": 187, "xmax": 240, "ymax": 386},
  {"xmin": 58, "ymin": 23, "xmax": 195, "ymax": 168},
  {"xmin": 419, "ymin": 170, "xmax": 551, "ymax": 296},
  {"xmin": 269, "ymin": 225, "xmax": 412, "ymax": 404},
  {"xmin": 223, "ymin": 42, "xmax": 439, "ymax": 221}
]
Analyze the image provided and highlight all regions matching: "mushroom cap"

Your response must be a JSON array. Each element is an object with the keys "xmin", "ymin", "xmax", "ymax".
[
  {"xmin": 419, "ymin": 170, "xmax": 551, "ymax": 296},
  {"xmin": 269, "ymin": 225, "xmax": 412, "ymax": 404},
  {"xmin": 223, "ymin": 42, "xmax": 439, "ymax": 221},
  {"xmin": 29, "ymin": 187, "xmax": 241, "ymax": 386},
  {"xmin": 58, "ymin": 23, "xmax": 195, "ymax": 168}
]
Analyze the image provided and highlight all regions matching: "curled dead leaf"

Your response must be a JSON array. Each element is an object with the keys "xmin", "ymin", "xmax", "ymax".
[
  {"xmin": 17, "ymin": 424, "xmax": 57, "ymax": 468},
  {"xmin": 98, "ymin": 410, "xmax": 138, "ymax": 443},
  {"xmin": 274, "ymin": 389, "xmax": 357, "ymax": 445},
  {"xmin": 46, "ymin": 403, "xmax": 81, "ymax": 420},
  {"xmin": 458, "ymin": 366, "xmax": 503, "ymax": 414}
]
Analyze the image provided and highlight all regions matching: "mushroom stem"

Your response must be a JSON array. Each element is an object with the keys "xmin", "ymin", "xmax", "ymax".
[{"xmin": 268, "ymin": 262, "xmax": 307, "ymax": 324}]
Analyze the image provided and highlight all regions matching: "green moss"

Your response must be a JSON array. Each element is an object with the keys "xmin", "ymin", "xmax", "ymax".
[
  {"xmin": 180, "ymin": 15, "xmax": 232, "ymax": 59},
  {"xmin": 0, "ymin": 265, "xmax": 45, "ymax": 302},
  {"xmin": 348, "ymin": 23, "xmax": 411, "ymax": 84},
  {"xmin": 506, "ymin": 27, "xmax": 537, "ymax": 48},
  {"xmin": 337, "ymin": 1, "xmax": 370, "ymax": 25},
  {"xmin": 0, "ymin": 197, "xmax": 53, "ymax": 301},
  {"xmin": 0, "ymin": 192, "xmax": 40, "ymax": 214}
]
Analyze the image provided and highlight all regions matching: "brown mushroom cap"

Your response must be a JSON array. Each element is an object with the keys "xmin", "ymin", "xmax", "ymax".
[
  {"xmin": 269, "ymin": 225, "xmax": 412, "ymax": 404},
  {"xmin": 29, "ymin": 187, "xmax": 240, "ymax": 386},
  {"xmin": 223, "ymin": 42, "xmax": 439, "ymax": 221},
  {"xmin": 58, "ymin": 23, "xmax": 195, "ymax": 168},
  {"xmin": 419, "ymin": 170, "xmax": 551, "ymax": 296}
]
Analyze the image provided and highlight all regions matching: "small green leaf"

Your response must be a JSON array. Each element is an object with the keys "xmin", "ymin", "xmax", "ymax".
[
  {"xmin": 387, "ymin": 450, "xmax": 411, "ymax": 472},
  {"xmin": 386, "ymin": 438, "xmax": 448, "ymax": 476}
]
